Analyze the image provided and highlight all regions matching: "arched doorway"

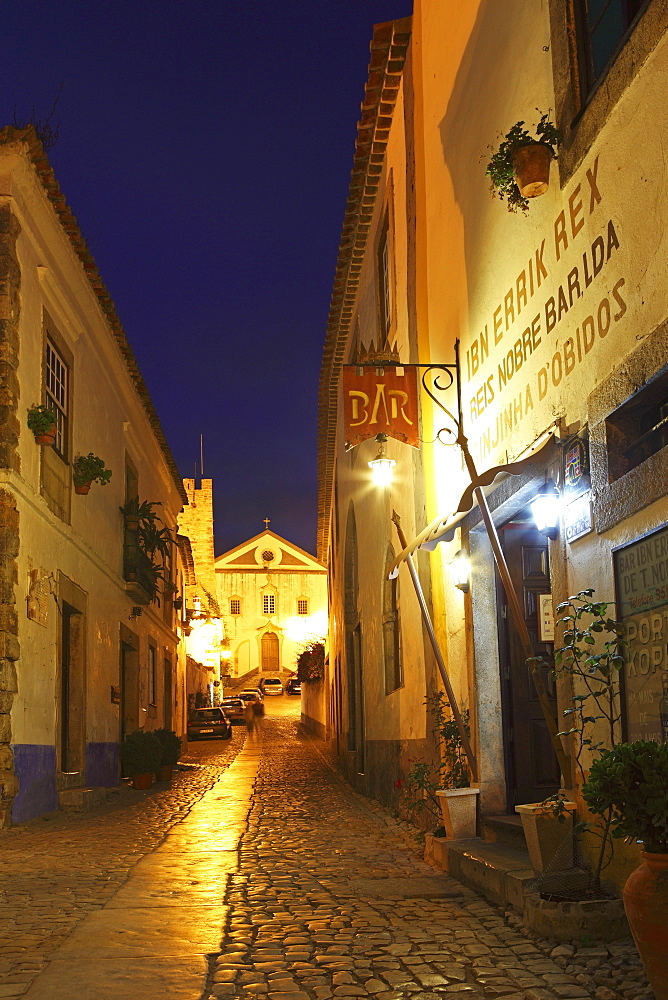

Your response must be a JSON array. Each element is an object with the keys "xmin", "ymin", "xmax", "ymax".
[{"xmin": 261, "ymin": 631, "xmax": 279, "ymax": 673}]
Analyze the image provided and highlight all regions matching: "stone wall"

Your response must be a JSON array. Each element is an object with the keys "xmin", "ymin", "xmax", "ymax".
[
  {"xmin": 0, "ymin": 204, "xmax": 21, "ymax": 826},
  {"xmin": 180, "ymin": 479, "xmax": 217, "ymax": 608}
]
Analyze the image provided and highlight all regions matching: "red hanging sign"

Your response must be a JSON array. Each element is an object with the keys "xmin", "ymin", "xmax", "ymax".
[{"xmin": 342, "ymin": 365, "xmax": 419, "ymax": 448}]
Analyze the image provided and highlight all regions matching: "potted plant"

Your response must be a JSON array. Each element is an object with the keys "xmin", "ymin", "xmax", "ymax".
[
  {"xmin": 72, "ymin": 453, "xmax": 112, "ymax": 494},
  {"xmin": 27, "ymin": 404, "xmax": 57, "ymax": 445},
  {"xmin": 153, "ymin": 728, "xmax": 181, "ymax": 782},
  {"xmin": 515, "ymin": 793, "xmax": 578, "ymax": 874},
  {"xmin": 431, "ymin": 697, "xmax": 478, "ymax": 840},
  {"xmin": 401, "ymin": 694, "xmax": 478, "ymax": 840},
  {"xmin": 583, "ymin": 741, "xmax": 668, "ymax": 998},
  {"xmin": 529, "ymin": 590, "xmax": 626, "ymax": 891},
  {"xmin": 296, "ymin": 640, "xmax": 325, "ymax": 682},
  {"xmin": 120, "ymin": 498, "xmax": 172, "ymax": 604},
  {"xmin": 120, "ymin": 729, "xmax": 162, "ymax": 789},
  {"xmin": 486, "ymin": 113, "xmax": 560, "ymax": 212}
]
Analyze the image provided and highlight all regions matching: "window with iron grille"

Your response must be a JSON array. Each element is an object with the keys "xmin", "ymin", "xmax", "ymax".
[
  {"xmin": 230, "ymin": 598, "xmax": 241, "ymax": 615},
  {"xmin": 263, "ymin": 594, "xmax": 275, "ymax": 615},
  {"xmin": 574, "ymin": 0, "xmax": 650, "ymax": 97},
  {"xmin": 297, "ymin": 599, "xmax": 308, "ymax": 615},
  {"xmin": 45, "ymin": 339, "xmax": 68, "ymax": 457}
]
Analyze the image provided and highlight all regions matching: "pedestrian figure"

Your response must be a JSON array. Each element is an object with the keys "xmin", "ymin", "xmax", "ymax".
[
  {"xmin": 251, "ymin": 696, "xmax": 265, "ymax": 739},
  {"xmin": 244, "ymin": 701, "xmax": 256, "ymax": 739}
]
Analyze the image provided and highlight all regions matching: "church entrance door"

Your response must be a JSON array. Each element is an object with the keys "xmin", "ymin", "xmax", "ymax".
[{"xmin": 261, "ymin": 632, "xmax": 279, "ymax": 673}]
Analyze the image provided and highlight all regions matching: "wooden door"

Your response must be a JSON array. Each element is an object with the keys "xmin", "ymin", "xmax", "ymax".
[
  {"xmin": 261, "ymin": 632, "xmax": 279, "ymax": 672},
  {"xmin": 497, "ymin": 522, "xmax": 559, "ymax": 805}
]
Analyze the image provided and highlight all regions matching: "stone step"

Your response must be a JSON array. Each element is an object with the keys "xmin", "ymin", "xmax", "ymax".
[
  {"xmin": 425, "ymin": 835, "xmax": 535, "ymax": 910},
  {"xmin": 58, "ymin": 786, "xmax": 108, "ymax": 813},
  {"xmin": 481, "ymin": 812, "xmax": 527, "ymax": 851}
]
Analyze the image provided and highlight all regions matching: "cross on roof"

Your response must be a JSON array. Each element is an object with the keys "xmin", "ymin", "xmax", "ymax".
[{"xmin": 264, "ymin": 517, "xmax": 271, "ymax": 529}]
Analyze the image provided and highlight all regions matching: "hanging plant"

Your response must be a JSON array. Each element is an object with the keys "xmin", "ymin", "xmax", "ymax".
[
  {"xmin": 72, "ymin": 453, "xmax": 112, "ymax": 494},
  {"xmin": 27, "ymin": 404, "xmax": 57, "ymax": 445},
  {"xmin": 486, "ymin": 113, "xmax": 560, "ymax": 213}
]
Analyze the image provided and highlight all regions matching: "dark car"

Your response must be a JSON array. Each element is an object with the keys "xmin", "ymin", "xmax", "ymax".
[
  {"xmin": 220, "ymin": 697, "xmax": 246, "ymax": 724},
  {"xmin": 187, "ymin": 707, "xmax": 232, "ymax": 741},
  {"xmin": 285, "ymin": 677, "xmax": 301, "ymax": 695}
]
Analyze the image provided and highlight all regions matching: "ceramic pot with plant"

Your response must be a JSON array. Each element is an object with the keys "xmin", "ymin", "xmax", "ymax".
[
  {"xmin": 27, "ymin": 404, "xmax": 58, "ymax": 445},
  {"xmin": 486, "ymin": 114, "xmax": 560, "ymax": 212},
  {"xmin": 153, "ymin": 728, "xmax": 181, "ymax": 781},
  {"xmin": 72, "ymin": 453, "xmax": 112, "ymax": 494},
  {"xmin": 120, "ymin": 729, "xmax": 163, "ymax": 789},
  {"xmin": 583, "ymin": 740, "xmax": 668, "ymax": 999}
]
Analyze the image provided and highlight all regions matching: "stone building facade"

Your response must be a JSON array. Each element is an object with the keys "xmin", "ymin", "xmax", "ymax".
[
  {"xmin": 215, "ymin": 528, "xmax": 327, "ymax": 690},
  {"xmin": 0, "ymin": 126, "xmax": 188, "ymax": 824},
  {"xmin": 319, "ymin": 2, "xmax": 668, "ymax": 891}
]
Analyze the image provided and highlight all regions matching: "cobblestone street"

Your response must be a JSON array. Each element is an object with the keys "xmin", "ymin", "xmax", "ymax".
[{"xmin": 0, "ymin": 701, "xmax": 653, "ymax": 1000}]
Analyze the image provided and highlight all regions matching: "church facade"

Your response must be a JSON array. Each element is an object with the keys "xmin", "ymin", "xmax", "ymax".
[{"xmin": 215, "ymin": 527, "xmax": 327, "ymax": 682}]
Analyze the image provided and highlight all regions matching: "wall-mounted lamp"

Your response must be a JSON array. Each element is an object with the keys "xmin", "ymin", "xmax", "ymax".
[
  {"xmin": 221, "ymin": 646, "xmax": 232, "ymax": 661},
  {"xmin": 451, "ymin": 550, "xmax": 471, "ymax": 593},
  {"xmin": 530, "ymin": 479, "xmax": 561, "ymax": 539},
  {"xmin": 368, "ymin": 433, "xmax": 396, "ymax": 487}
]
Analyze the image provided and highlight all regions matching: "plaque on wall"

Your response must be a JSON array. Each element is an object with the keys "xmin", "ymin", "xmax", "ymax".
[{"xmin": 614, "ymin": 525, "xmax": 668, "ymax": 743}]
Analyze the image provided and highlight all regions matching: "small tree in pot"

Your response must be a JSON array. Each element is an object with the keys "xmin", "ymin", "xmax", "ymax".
[
  {"xmin": 583, "ymin": 741, "xmax": 668, "ymax": 999},
  {"xmin": 120, "ymin": 729, "xmax": 162, "ymax": 789},
  {"xmin": 152, "ymin": 728, "xmax": 182, "ymax": 781}
]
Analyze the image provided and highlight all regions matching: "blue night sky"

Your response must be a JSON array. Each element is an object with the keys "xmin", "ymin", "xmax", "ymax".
[{"xmin": 0, "ymin": 0, "xmax": 408, "ymax": 556}]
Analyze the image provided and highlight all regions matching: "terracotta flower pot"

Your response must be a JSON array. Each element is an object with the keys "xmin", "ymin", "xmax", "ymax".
[
  {"xmin": 512, "ymin": 142, "xmax": 552, "ymax": 198},
  {"xmin": 435, "ymin": 787, "xmax": 479, "ymax": 839},
  {"xmin": 132, "ymin": 772, "xmax": 153, "ymax": 790},
  {"xmin": 74, "ymin": 482, "xmax": 91, "ymax": 495},
  {"xmin": 623, "ymin": 850, "xmax": 668, "ymax": 1000},
  {"xmin": 34, "ymin": 429, "xmax": 56, "ymax": 446},
  {"xmin": 156, "ymin": 765, "xmax": 173, "ymax": 782}
]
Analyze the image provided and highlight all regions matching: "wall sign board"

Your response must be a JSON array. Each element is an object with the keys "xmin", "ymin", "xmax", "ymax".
[
  {"xmin": 614, "ymin": 525, "xmax": 668, "ymax": 742},
  {"xmin": 343, "ymin": 365, "xmax": 419, "ymax": 447},
  {"xmin": 539, "ymin": 594, "xmax": 555, "ymax": 642}
]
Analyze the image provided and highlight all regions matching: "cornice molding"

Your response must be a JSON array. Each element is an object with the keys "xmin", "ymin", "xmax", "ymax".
[{"xmin": 316, "ymin": 18, "xmax": 411, "ymax": 562}]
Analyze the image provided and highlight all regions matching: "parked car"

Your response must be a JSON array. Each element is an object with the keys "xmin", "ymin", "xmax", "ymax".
[
  {"xmin": 238, "ymin": 688, "xmax": 263, "ymax": 704},
  {"xmin": 220, "ymin": 697, "xmax": 246, "ymax": 723},
  {"xmin": 285, "ymin": 677, "xmax": 301, "ymax": 695},
  {"xmin": 259, "ymin": 677, "xmax": 284, "ymax": 696},
  {"xmin": 187, "ymin": 707, "xmax": 232, "ymax": 741}
]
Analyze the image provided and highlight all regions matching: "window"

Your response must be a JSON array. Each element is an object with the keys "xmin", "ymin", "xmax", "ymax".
[
  {"xmin": 605, "ymin": 369, "xmax": 668, "ymax": 481},
  {"xmin": 574, "ymin": 0, "xmax": 651, "ymax": 97},
  {"xmin": 230, "ymin": 598, "xmax": 241, "ymax": 616},
  {"xmin": 45, "ymin": 338, "xmax": 69, "ymax": 457},
  {"xmin": 263, "ymin": 594, "xmax": 275, "ymax": 615},
  {"xmin": 297, "ymin": 599, "xmax": 308, "ymax": 616},
  {"xmin": 148, "ymin": 644, "xmax": 157, "ymax": 706},
  {"xmin": 261, "ymin": 549, "xmax": 275, "ymax": 563},
  {"xmin": 377, "ymin": 212, "xmax": 392, "ymax": 338}
]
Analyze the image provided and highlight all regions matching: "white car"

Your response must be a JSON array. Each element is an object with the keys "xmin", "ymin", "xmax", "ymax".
[
  {"xmin": 238, "ymin": 688, "xmax": 263, "ymax": 704},
  {"xmin": 260, "ymin": 677, "xmax": 284, "ymax": 696}
]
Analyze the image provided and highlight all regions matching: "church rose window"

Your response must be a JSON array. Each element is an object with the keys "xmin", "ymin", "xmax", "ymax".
[{"xmin": 262, "ymin": 550, "xmax": 275, "ymax": 562}]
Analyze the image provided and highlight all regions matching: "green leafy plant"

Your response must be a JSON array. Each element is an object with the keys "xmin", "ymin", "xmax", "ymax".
[
  {"xmin": 120, "ymin": 498, "xmax": 173, "ymax": 604},
  {"xmin": 530, "ymin": 590, "xmax": 627, "ymax": 888},
  {"xmin": 296, "ymin": 640, "xmax": 325, "ymax": 682},
  {"xmin": 400, "ymin": 693, "xmax": 471, "ymax": 831},
  {"xmin": 120, "ymin": 729, "xmax": 162, "ymax": 777},
  {"xmin": 583, "ymin": 741, "xmax": 668, "ymax": 855},
  {"xmin": 152, "ymin": 728, "xmax": 182, "ymax": 767},
  {"xmin": 27, "ymin": 404, "xmax": 57, "ymax": 436},
  {"xmin": 73, "ymin": 453, "xmax": 112, "ymax": 488},
  {"xmin": 486, "ymin": 113, "xmax": 560, "ymax": 212}
]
